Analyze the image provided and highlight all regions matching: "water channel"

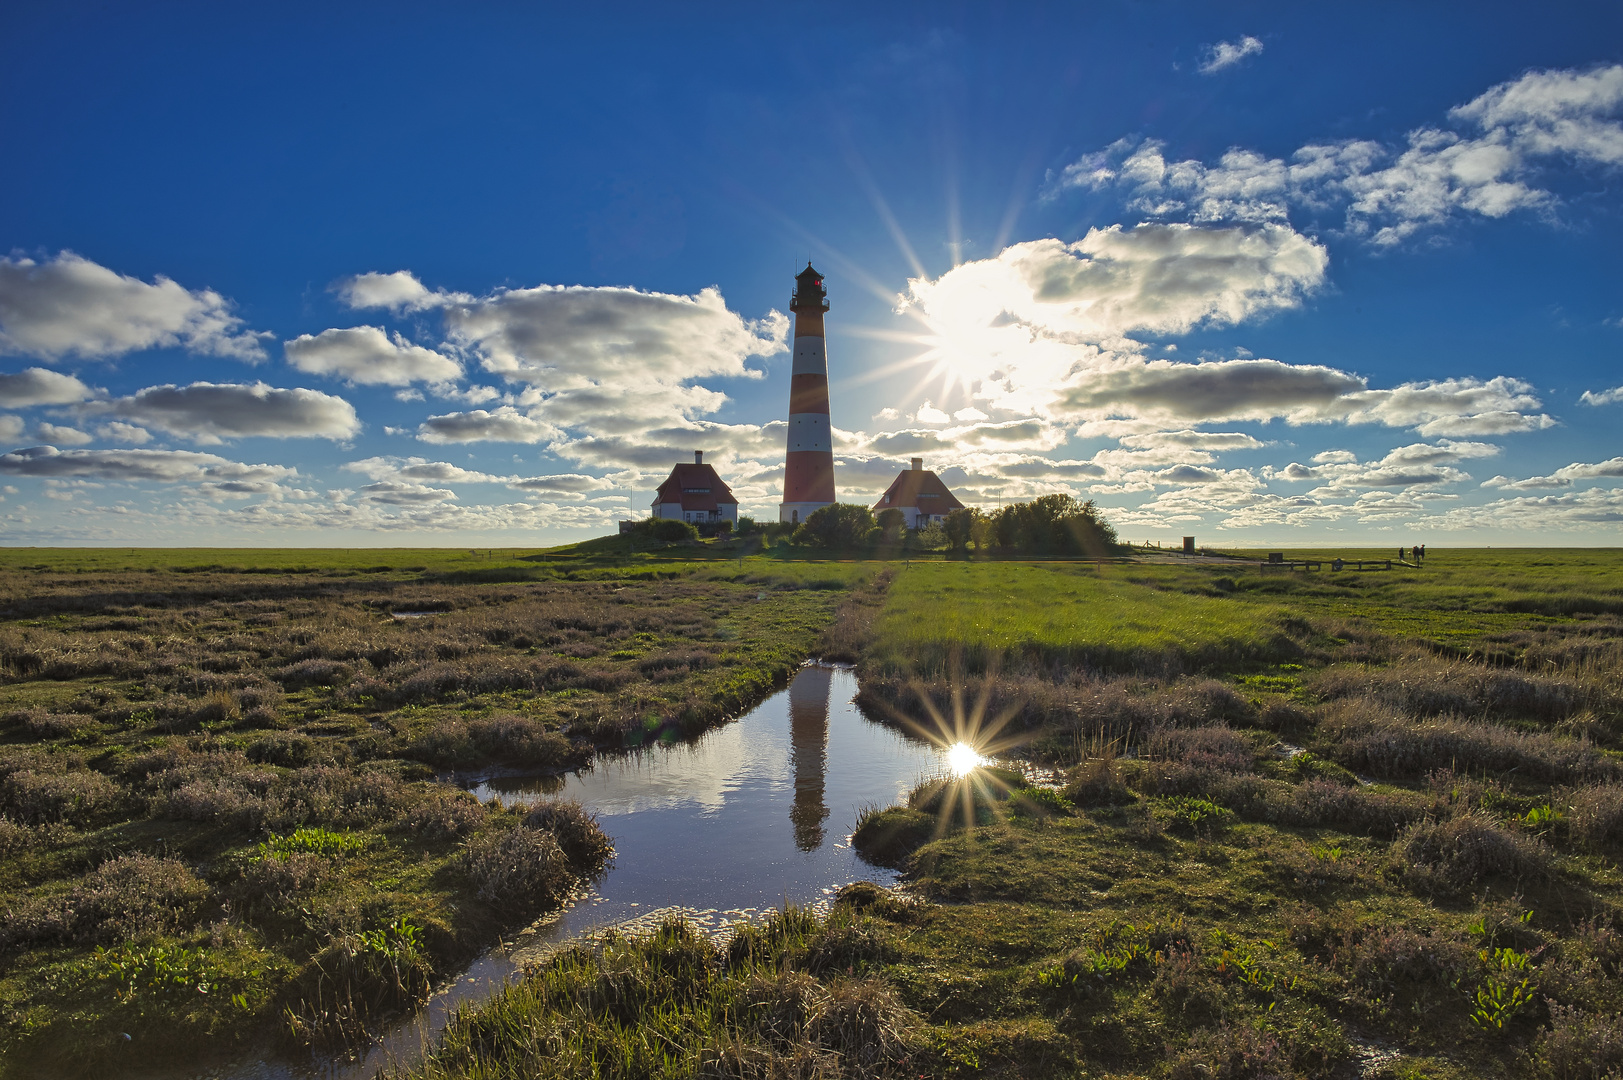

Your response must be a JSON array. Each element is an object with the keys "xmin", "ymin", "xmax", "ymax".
[{"xmin": 219, "ymin": 664, "xmax": 950, "ymax": 1079}]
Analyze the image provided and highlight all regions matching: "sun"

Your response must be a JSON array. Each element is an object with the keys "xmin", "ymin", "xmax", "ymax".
[{"xmin": 945, "ymin": 740, "xmax": 987, "ymax": 778}]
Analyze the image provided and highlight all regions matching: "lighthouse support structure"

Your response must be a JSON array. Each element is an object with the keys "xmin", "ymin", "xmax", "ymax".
[{"xmin": 779, "ymin": 264, "xmax": 837, "ymax": 524}]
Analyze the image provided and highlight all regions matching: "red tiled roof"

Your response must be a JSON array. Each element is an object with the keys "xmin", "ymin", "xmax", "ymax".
[
  {"xmin": 872, "ymin": 469, "xmax": 964, "ymax": 513},
  {"xmin": 654, "ymin": 462, "xmax": 737, "ymax": 511}
]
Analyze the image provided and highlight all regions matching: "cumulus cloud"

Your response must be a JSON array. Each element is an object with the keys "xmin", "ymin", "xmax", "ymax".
[
  {"xmin": 508, "ymin": 473, "xmax": 617, "ymax": 494},
  {"xmin": 1118, "ymin": 429, "xmax": 1266, "ymax": 451},
  {"xmin": 1337, "ymin": 376, "xmax": 1554, "ymax": 435},
  {"xmin": 357, "ymin": 480, "xmax": 458, "ymax": 506},
  {"xmin": 0, "ymin": 445, "xmax": 296, "ymax": 487},
  {"xmin": 914, "ymin": 402, "xmax": 952, "ymax": 424},
  {"xmin": 1410, "ymin": 485, "xmax": 1623, "ymax": 531},
  {"xmin": 0, "ymin": 367, "xmax": 95, "ymax": 406},
  {"xmin": 34, "ymin": 423, "xmax": 92, "ymax": 446},
  {"xmin": 336, "ymin": 270, "xmax": 469, "ymax": 313},
  {"xmin": 1482, "ymin": 456, "xmax": 1623, "ymax": 490},
  {"xmin": 284, "ymin": 326, "xmax": 461, "ymax": 386},
  {"xmin": 344, "ymin": 456, "xmax": 508, "ymax": 484},
  {"xmin": 416, "ymin": 406, "xmax": 559, "ymax": 445},
  {"xmin": 94, "ymin": 422, "xmax": 151, "ymax": 444},
  {"xmin": 1580, "ymin": 385, "xmax": 1623, "ymax": 406},
  {"xmin": 0, "ymin": 252, "xmax": 266, "ymax": 361},
  {"xmin": 0, "ymin": 416, "xmax": 23, "ymax": 442},
  {"xmin": 1054, "ymin": 64, "xmax": 1623, "ymax": 245},
  {"xmin": 1056, "ymin": 358, "xmax": 1361, "ymax": 422},
  {"xmin": 909, "ymin": 224, "xmax": 1325, "ymax": 343},
  {"xmin": 1198, "ymin": 35, "xmax": 1263, "ymax": 75},
  {"xmin": 85, "ymin": 382, "xmax": 361, "ymax": 444}
]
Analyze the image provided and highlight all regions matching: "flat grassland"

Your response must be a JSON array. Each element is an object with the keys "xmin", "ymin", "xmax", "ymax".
[{"xmin": 3, "ymin": 545, "xmax": 1622, "ymax": 1080}]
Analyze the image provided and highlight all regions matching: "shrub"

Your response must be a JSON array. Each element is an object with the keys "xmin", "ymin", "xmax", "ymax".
[
  {"xmin": 1320, "ymin": 703, "xmax": 1613, "ymax": 784},
  {"xmin": 1398, "ymin": 812, "xmax": 1550, "ymax": 886},
  {"xmin": 233, "ymin": 851, "xmax": 331, "ymax": 912},
  {"xmin": 740, "ymin": 969, "xmax": 826, "ymax": 1042},
  {"xmin": 1, "ymin": 767, "xmax": 122, "ymax": 826},
  {"xmin": 523, "ymin": 799, "xmax": 614, "ymax": 868},
  {"xmin": 1566, "ymin": 784, "xmax": 1623, "ymax": 850},
  {"xmin": 1142, "ymin": 725, "xmax": 1255, "ymax": 773},
  {"xmin": 1309, "ymin": 660, "xmax": 1587, "ymax": 723},
  {"xmin": 2, "ymin": 853, "xmax": 213, "ymax": 948},
  {"xmin": 793, "ymin": 504, "xmax": 878, "ymax": 549},
  {"xmin": 462, "ymin": 823, "xmax": 573, "ymax": 908},
  {"xmin": 1063, "ymin": 758, "xmax": 1135, "ymax": 808},
  {"xmin": 1283, "ymin": 779, "xmax": 1427, "ymax": 839},
  {"xmin": 1532, "ymin": 1003, "xmax": 1623, "ymax": 1080},
  {"xmin": 395, "ymin": 786, "xmax": 486, "ymax": 841},
  {"xmin": 806, "ymin": 977, "xmax": 916, "ymax": 1072}
]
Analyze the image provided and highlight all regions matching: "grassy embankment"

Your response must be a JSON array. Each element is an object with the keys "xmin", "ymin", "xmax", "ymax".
[
  {"xmin": 409, "ymin": 549, "xmax": 1623, "ymax": 1080},
  {"xmin": 0, "ymin": 544, "xmax": 876, "ymax": 1076}
]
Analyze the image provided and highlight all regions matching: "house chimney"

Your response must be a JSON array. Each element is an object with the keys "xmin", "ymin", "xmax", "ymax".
[
  {"xmin": 694, "ymin": 450, "xmax": 704, "ymax": 465},
  {"xmin": 910, "ymin": 457, "xmax": 922, "ymax": 472}
]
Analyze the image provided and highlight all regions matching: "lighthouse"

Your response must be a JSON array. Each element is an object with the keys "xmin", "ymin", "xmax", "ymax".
[{"xmin": 779, "ymin": 264, "xmax": 837, "ymax": 524}]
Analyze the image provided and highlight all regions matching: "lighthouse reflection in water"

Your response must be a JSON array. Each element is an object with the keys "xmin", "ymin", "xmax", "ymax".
[
  {"xmin": 465, "ymin": 665, "xmax": 947, "ymax": 936},
  {"xmin": 788, "ymin": 664, "xmax": 832, "ymax": 850}
]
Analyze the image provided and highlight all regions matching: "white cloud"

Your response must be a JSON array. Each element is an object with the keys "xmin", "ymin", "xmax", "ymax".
[
  {"xmin": 1118, "ymin": 429, "xmax": 1266, "ymax": 452},
  {"xmin": 914, "ymin": 402, "xmax": 951, "ymax": 424},
  {"xmin": 336, "ymin": 270, "xmax": 469, "ymax": 313},
  {"xmin": 1337, "ymin": 376, "xmax": 1554, "ymax": 434},
  {"xmin": 0, "ymin": 445, "xmax": 296, "ymax": 487},
  {"xmin": 952, "ymin": 406, "xmax": 989, "ymax": 421},
  {"xmin": 509, "ymin": 473, "xmax": 617, "ymax": 494},
  {"xmin": 1410, "ymin": 486, "xmax": 1623, "ymax": 531},
  {"xmin": 358, "ymin": 481, "xmax": 458, "ymax": 506},
  {"xmin": 284, "ymin": 326, "xmax": 461, "ymax": 386},
  {"xmin": 416, "ymin": 407, "xmax": 559, "ymax": 445},
  {"xmin": 0, "ymin": 367, "xmax": 96, "ymax": 405},
  {"xmin": 1481, "ymin": 456, "xmax": 1623, "ymax": 490},
  {"xmin": 1580, "ymin": 385, "xmax": 1623, "ymax": 406},
  {"xmin": 1054, "ymin": 64, "xmax": 1623, "ymax": 245},
  {"xmin": 85, "ymin": 382, "xmax": 361, "ymax": 444},
  {"xmin": 34, "ymin": 423, "xmax": 92, "ymax": 446},
  {"xmin": 94, "ymin": 422, "xmax": 151, "ymax": 445},
  {"xmin": 0, "ymin": 252, "xmax": 266, "ymax": 361},
  {"xmin": 0, "ymin": 415, "xmax": 25, "ymax": 442},
  {"xmin": 344, "ymin": 456, "xmax": 508, "ymax": 484},
  {"xmin": 1198, "ymin": 35, "xmax": 1263, "ymax": 76}
]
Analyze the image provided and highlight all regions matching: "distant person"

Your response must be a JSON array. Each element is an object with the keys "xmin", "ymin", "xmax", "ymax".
[
  {"xmin": 1399, "ymin": 546, "xmax": 1405, "ymax": 561},
  {"xmin": 1420, "ymin": 544, "xmax": 1426, "ymax": 560}
]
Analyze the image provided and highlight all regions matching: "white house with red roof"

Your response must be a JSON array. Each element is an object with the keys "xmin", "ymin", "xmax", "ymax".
[
  {"xmin": 651, "ymin": 451, "xmax": 738, "ymax": 524},
  {"xmin": 873, "ymin": 458, "xmax": 965, "ymax": 529}
]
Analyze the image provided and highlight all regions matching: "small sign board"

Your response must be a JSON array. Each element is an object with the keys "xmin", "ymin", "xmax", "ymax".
[
  {"xmin": 1182, "ymin": 536, "xmax": 1195, "ymax": 555},
  {"xmin": 1268, "ymin": 552, "xmax": 1284, "ymax": 563}
]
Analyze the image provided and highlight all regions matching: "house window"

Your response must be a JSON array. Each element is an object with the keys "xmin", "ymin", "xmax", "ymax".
[{"xmin": 683, "ymin": 487, "xmax": 711, "ymax": 493}]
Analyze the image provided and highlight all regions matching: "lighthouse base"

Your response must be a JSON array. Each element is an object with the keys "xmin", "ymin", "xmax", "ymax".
[{"xmin": 779, "ymin": 501, "xmax": 834, "ymax": 526}]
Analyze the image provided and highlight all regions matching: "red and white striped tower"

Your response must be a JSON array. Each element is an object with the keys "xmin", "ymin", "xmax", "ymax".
[{"xmin": 779, "ymin": 263, "xmax": 836, "ymax": 523}]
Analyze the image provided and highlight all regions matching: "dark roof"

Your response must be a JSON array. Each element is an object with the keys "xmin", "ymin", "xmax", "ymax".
[
  {"xmin": 796, "ymin": 262, "xmax": 823, "ymax": 283},
  {"xmin": 654, "ymin": 462, "xmax": 737, "ymax": 511},
  {"xmin": 872, "ymin": 468, "xmax": 965, "ymax": 513}
]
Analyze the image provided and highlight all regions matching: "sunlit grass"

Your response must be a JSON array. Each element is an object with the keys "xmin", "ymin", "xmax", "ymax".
[{"xmin": 869, "ymin": 562, "xmax": 1291, "ymax": 675}]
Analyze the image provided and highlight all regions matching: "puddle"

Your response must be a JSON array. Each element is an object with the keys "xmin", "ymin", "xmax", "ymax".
[{"xmin": 220, "ymin": 664, "xmax": 950, "ymax": 1079}]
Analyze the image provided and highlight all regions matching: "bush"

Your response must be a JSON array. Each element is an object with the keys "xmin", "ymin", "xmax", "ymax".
[
  {"xmin": 1063, "ymin": 758, "xmax": 1136, "ymax": 808},
  {"xmin": 793, "ymin": 503, "xmax": 877, "ymax": 549},
  {"xmin": 462, "ymin": 824, "xmax": 574, "ymax": 908},
  {"xmin": 1320, "ymin": 704, "xmax": 1613, "ymax": 784},
  {"xmin": 395, "ymin": 787, "xmax": 486, "ymax": 841},
  {"xmin": 2, "ymin": 853, "xmax": 212, "ymax": 948},
  {"xmin": 1398, "ymin": 812, "xmax": 1550, "ymax": 886},
  {"xmin": 1155, "ymin": 796, "xmax": 1234, "ymax": 835},
  {"xmin": 1567, "ymin": 784, "xmax": 1623, "ymax": 850},
  {"xmin": 523, "ymin": 799, "xmax": 614, "ymax": 868},
  {"xmin": 629, "ymin": 517, "xmax": 699, "ymax": 543},
  {"xmin": 1532, "ymin": 1003, "xmax": 1623, "ymax": 1080},
  {"xmin": 1, "ymin": 767, "xmax": 122, "ymax": 826},
  {"xmin": 1284, "ymin": 779, "xmax": 1427, "ymax": 839}
]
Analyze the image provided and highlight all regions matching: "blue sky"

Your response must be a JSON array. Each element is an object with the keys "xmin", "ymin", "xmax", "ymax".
[{"xmin": 2, "ymin": 2, "xmax": 1621, "ymax": 546}]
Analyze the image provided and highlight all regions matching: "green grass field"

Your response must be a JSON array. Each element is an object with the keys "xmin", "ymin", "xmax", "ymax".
[{"xmin": 2, "ymin": 545, "xmax": 1622, "ymax": 1079}]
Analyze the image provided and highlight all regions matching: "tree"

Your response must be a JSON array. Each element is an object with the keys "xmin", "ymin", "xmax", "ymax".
[
  {"xmin": 984, "ymin": 495, "xmax": 1118, "ymax": 556},
  {"xmin": 876, "ymin": 507, "xmax": 906, "ymax": 543},
  {"xmin": 794, "ymin": 503, "xmax": 878, "ymax": 549},
  {"xmin": 943, "ymin": 507, "xmax": 976, "ymax": 551}
]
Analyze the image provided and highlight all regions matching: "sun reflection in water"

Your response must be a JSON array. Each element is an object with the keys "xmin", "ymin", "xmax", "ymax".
[{"xmin": 945, "ymin": 741, "xmax": 987, "ymax": 778}]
